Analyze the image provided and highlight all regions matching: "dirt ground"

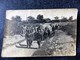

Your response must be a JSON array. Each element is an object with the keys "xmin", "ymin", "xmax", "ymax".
[{"xmin": 1, "ymin": 30, "xmax": 76, "ymax": 57}]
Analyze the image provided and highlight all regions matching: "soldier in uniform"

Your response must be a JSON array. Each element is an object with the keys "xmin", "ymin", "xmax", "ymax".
[
  {"xmin": 52, "ymin": 25, "xmax": 55, "ymax": 36},
  {"xmin": 43, "ymin": 27, "xmax": 50, "ymax": 39},
  {"xmin": 34, "ymin": 26, "xmax": 42, "ymax": 48},
  {"xmin": 25, "ymin": 26, "xmax": 33, "ymax": 48}
]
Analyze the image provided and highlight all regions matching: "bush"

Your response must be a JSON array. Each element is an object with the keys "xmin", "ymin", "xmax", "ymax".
[{"xmin": 60, "ymin": 22, "xmax": 77, "ymax": 39}]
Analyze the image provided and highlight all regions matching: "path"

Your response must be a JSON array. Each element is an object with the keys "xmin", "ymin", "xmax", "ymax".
[{"xmin": 1, "ymin": 30, "xmax": 76, "ymax": 57}]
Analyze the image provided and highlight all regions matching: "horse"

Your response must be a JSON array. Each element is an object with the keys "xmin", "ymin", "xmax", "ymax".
[{"xmin": 25, "ymin": 25, "xmax": 53, "ymax": 48}]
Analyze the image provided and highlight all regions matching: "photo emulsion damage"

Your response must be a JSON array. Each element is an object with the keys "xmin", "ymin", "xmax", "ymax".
[{"xmin": 2, "ymin": 9, "xmax": 78, "ymax": 57}]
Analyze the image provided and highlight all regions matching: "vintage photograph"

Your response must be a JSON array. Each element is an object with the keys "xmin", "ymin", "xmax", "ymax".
[{"xmin": 2, "ymin": 9, "xmax": 78, "ymax": 57}]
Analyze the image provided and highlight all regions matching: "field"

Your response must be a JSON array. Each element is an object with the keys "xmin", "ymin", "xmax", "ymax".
[{"xmin": 2, "ymin": 21, "xmax": 77, "ymax": 57}]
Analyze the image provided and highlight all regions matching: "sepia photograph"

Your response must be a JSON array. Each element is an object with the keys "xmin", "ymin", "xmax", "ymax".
[{"xmin": 1, "ymin": 9, "xmax": 78, "ymax": 57}]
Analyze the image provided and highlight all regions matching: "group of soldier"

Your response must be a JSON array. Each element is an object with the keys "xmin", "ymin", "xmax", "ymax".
[{"xmin": 24, "ymin": 24, "xmax": 60, "ymax": 48}]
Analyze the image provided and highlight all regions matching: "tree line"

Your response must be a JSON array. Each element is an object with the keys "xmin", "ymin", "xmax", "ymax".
[{"xmin": 10, "ymin": 14, "xmax": 76, "ymax": 23}]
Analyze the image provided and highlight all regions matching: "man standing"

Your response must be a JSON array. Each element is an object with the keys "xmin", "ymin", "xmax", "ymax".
[{"xmin": 25, "ymin": 26, "xmax": 33, "ymax": 48}]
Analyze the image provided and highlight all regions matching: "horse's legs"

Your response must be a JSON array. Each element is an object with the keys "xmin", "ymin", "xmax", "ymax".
[
  {"xmin": 26, "ymin": 39, "xmax": 28, "ymax": 48},
  {"xmin": 27, "ymin": 40, "xmax": 29, "ymax": 48},
  {"xmin": 37, "ymin": 41, "xmax": 41, "ymax": 48},
  {"xmin": 26, "ymin": 39, "xmax": 30, "ymax": 48},
  {"xmin": 29, "ymin": 40, "xmax": 32, "ymax": 48}
]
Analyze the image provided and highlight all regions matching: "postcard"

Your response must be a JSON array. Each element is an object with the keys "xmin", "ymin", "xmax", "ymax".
[{"xmin": 1, "ymin": 9, "xmax": 78, "ymax": 57}]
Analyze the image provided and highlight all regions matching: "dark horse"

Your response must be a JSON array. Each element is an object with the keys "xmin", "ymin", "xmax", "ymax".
[
  {"xmin": 34, "ymin": 26, "xmax": 43, "ymax": 48},
  {"xmin": 34, "ymin": 26, "xmax": 51, "ymax": 48}
]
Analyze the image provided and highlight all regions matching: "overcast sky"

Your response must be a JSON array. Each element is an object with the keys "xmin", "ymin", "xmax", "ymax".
[{"xmin": 6, "ymin": 9, "xmax": 78, "ymax": 21}]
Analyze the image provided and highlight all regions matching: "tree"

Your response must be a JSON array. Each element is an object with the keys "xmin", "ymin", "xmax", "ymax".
[
  {"xmin": 36, "ymin": 14, "xmax": 47, "ymax": 23},
  {"xmin": 69, "ymin": 16, "xmax": 73, "ymax": 21},
  {"xmin": 11, "ymin": 17, "xmax": 16, "ymax": 20},
  {"xmin": 45, "ymin": 18, "xmax": 51, "ymax": 22},
  {"xmin": 61, "ymin": 17, "xmax": 68, "ymax": 22},
  {"xmin": 10, "ymin": 16, "xmax": 22, "ymax": 35},
  {"xmin": 27, "ymin": 16, "xmax": 35, "ymax": 23},
  {"xmin": 54, "ymin": 16, "xmax": 59, "ymax": 20},
  {"xmin": 15, "ymin": 16, "xmax": 21, "ymax": 22},
  {"xmin": 37, "ymin": 14, "xmax": 43, "ymax": 20},
  {"xmin": 27, "ymin": 16, "xmax": 35, "ymax": 20}
]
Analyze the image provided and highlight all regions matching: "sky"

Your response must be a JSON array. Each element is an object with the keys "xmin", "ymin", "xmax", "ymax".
[{"xmin": 6, "ymin": 9, "xmax": 78, "ymax": 21}]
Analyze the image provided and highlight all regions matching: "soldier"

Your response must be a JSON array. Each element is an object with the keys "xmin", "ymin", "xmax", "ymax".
[
  {"xmin": 25, "ymin": 26, "xmax": 33, "ymax": 48},
  {"xmin": 34, "ymin": 26, "xmax": 42, "ymax": 48},
  {"xmin": 43, "ymin": 27, "xmax": 50, "ymax": 39},
  {"xmin": 55, "ymin": 24, "xmax": 58, "ymax": 30},
  {"xmin": 52, "ymin": 25, "xmax": 55, "ymax": 36}
]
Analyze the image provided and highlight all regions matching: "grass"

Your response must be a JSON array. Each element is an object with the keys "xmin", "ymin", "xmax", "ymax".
[{"xmin": 60, "ymin": 22, "xmax": 77, "ymax": 39}]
